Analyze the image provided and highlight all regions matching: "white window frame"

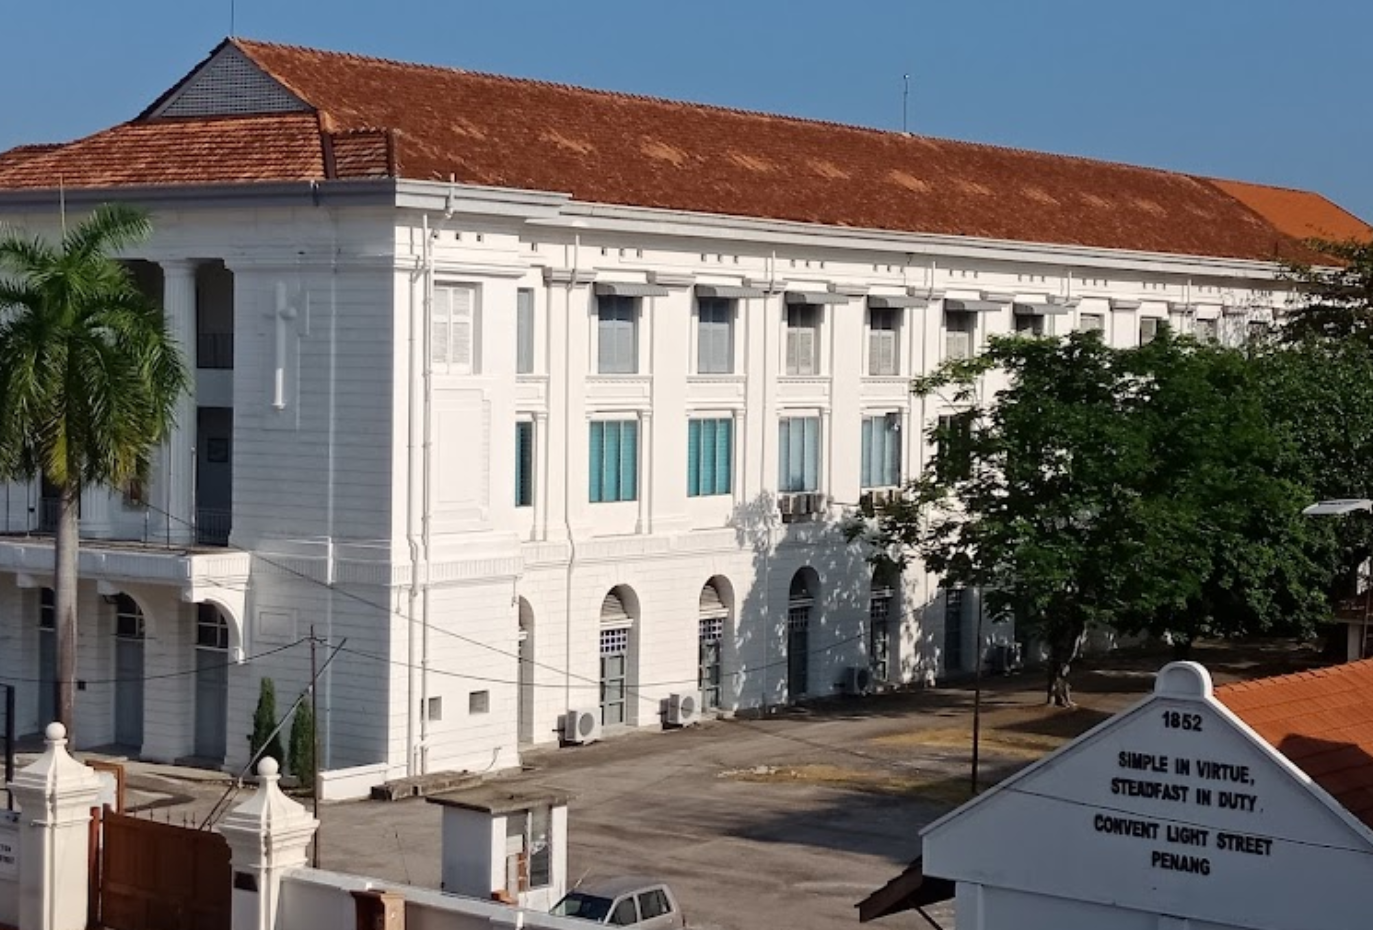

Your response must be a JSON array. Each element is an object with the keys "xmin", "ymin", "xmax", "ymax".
[
  {"xmin": 516, "ymin": 287, "xmax": 536, "ymax": 374},
  {"xmin": 696, "ymin": 297, "xmax": 735, "ymax": 374},
  {"xmin": 778, "ymin": 415, "xmax": 822, "ymax": 493},
  {"xmin": 597, "ymin": 295, "xmax": 639, "ymax": 374},
  {"xmin": 867, "ymin": 307, "xmax": 900, "ymax": 376},
  {"xmin": 944, "ymin": 309, "xmax": 975, "ymax": 360},
  {"xmin": 785, "ymin": 305, "xmax": 821, "ymax": 376},
  {"xmin": 860, "ymin": 413, "xmax": 902, "ymax": 489},
  {"xmin": 432, "ymin": 283, "xmax": 480, "ymax": 375}
]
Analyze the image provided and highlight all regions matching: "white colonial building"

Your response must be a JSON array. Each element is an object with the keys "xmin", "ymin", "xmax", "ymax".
[{"xmin": 0, "ymin": 39, "xmax": 1366, "ymax": 791}]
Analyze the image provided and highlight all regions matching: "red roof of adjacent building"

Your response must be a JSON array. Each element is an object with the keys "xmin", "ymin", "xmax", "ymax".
[
  {"xmin": 0, "ymin": 38, "xmax": 1366, "ymax": 264},
  {"xmin": 1217, "ymin": 660, "xmax": 1373, "ymax": 829}
]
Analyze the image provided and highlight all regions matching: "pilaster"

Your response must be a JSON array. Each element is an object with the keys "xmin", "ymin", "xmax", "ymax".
[{"xmin": 160, "ymin": 260, "xmax": 199, "ymax": 545}]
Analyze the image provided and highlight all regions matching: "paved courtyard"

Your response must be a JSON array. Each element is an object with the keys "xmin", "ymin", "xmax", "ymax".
[{"xmin": 38, "ymin": 639, "xmax": 1324, "ymax": 930}]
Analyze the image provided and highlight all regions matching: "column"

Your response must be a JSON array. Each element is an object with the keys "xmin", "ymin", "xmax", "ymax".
[
  {"xmin": 534, "ymin": 411, "xmax": 550, "ymax": 542},
  {"xmin": 637, "ymin": 411, "xmax": 653, "ymax": 535},
  {"xmin": 9, "ymin": 723, "xmax": 103, "ymax": 930},
  {"xmin": 160, "ymin": 260, "xmax": 199, "ymax": 544},
  {"xmin": 218, "ymin": 758, "xmax": 319, "ymax": 930}
]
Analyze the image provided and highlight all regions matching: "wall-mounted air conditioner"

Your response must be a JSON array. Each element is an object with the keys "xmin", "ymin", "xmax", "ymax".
[
  {"xmin": 840, "ymin": 666, "xmax": 873, "ymax": 696},
  {"xmin": 563, "ymin": 709, "xmax": 601, "ymax": 745},
  {"xmin": 666, "ymin": 692, "xmax": 701, "ymax": 727}
]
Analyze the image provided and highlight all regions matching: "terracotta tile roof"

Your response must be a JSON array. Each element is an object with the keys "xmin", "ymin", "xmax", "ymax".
[
  {"xmin": 1216, "ymin": 660, "xmax": 1373, "ymax": 828},
  {"xmin": 1209, "ymin": 178, "xmax": 1372, "ymax": 244},
  {"xmin": 1, "ymin": 37, "xmax": 1364, "ymax": 266},
  {"xmin": 231, "ymin": 39, "xmax": 1330, "ymax": 263},
  {"xmin": 0, "ymin": 113, "xmax": 325, "ymax": 190}
]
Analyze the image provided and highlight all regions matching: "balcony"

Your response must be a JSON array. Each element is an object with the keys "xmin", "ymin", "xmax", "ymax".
[{"xmin": 7, "ymin": 499, "xmax": 231, "ymax": 549}]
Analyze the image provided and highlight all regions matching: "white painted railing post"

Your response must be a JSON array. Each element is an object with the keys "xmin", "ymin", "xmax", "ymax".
[
  {"xmin": 7, "ymin": 722, "xmax": 102, "ymax": 930},
  {"xmin": 217, "ymin": 758, "xmax": 319, "ymax": 930}
]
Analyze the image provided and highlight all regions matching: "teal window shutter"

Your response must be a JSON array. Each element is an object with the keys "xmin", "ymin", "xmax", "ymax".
[
  {"xmin": 803, "ymin": 418, "xmax": 819, "ymax": 491},
  {"xmin": 603, "ymin": 423, "xmax": 621, "ymax": 501},
  {"xmin": 716, "ymin": 419, "xmax": 732, "ymax": 494},
  {"xmin": 861, "ymin": 418, "xmax": 874, "ymax": 488},
  {"xmin": 589, "ymin": 422, "xmax": 605, "ymax": 502},
  {"xmin": 620, "ymin": 421, "xmax": 638, "ymax": 501},
  {"xmin": 687, "ymin": 420, "xmax": 701, "ymax": 496}
]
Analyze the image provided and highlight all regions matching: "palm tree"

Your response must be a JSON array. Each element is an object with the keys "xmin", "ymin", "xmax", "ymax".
[{"xmin": 0, "ymin": 204, "xmax": 188, "ymax": 739}]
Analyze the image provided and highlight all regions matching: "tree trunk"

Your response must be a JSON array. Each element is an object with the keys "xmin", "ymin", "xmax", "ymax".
[{"xmin": 54, "ymin": 482, "xmax": 80, "ymax": 739}]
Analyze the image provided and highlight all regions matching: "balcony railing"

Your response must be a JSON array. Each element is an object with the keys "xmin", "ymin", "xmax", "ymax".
[
  {"xmin": 195, "ymin": 508, "xmax": 232, "ymax": 547},
  {"xmin": 197, "ymin": 332, "xmax": 235, "ymax": 370}
]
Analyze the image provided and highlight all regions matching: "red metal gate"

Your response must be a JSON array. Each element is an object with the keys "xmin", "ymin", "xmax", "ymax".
[{"xmin": 96, "ymin": 808, "xmax": 231, "ymax": 930}]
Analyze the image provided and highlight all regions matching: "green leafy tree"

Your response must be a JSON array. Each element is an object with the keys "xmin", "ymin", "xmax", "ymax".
[
  {"xmin": 849, "ymin": 332, "xmax": 1152, "ymax": 706},
  {"xmin": 250, "ymin": 677, "xmax": 286, "ymax": 766},
  {"xmin": 1279, "ymin": 238, "xmax": 1373, "ymax": 343},
  {"xmin": 289, "ymin": 697, "xmax": 316, "ymax": 792},
  {"xmin": 0, "ymin": 205, "xmax": 188, "ymax": 736}
]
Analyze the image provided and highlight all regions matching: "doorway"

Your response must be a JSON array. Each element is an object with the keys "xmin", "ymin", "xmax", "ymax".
[
  {"xmin": 113, "ymin": 595, "xmax": 145, "ymax": 752},
  {"xmin": 787, "ymin": 570, "xmax": 816, "ymax": 701},
  {"xmin": 194, "ymin": 604, "xmax": 229, "ymax": 762}
]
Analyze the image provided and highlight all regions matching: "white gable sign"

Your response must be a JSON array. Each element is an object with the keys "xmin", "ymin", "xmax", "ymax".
[{"xmin": 922, "ymin": 663, "xmax": 1373, "ymax": 930}]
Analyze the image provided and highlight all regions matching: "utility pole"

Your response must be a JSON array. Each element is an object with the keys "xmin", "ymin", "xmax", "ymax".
[
  {"xmin": 902, "ymin": 74, "xmax": 911, "ymax": 133},
  {"xmin": 970, "ymin": 592, "xmax": 985, "ymax": 796},
  {"xmin": 4, "ymin": 684, "xmax": 14, "ymax": 810}
]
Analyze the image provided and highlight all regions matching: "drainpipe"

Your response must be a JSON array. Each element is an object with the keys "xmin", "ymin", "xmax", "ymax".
[
  {"xmin": 564, "ymin": 232, "xmax": 582, "ymax": 718},
  {"xmin": 405, "ymin": 221, "xmax": 425, "ymax": 778},
  {"xmin": 760, "ymin": 248, "xmax": 777, "ymax": 710},
  {"xmin": 324, "ymin": 201, "xmax": 340, "ymax": 768}
]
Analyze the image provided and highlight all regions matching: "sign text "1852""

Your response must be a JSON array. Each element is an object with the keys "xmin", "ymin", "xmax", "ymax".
[{"xmin": 1162, "ymin": 711, "xmax": 1203, "ymax": 732}]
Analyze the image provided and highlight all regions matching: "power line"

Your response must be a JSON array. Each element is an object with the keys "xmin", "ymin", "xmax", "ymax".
[{"xmin": 0, "ymin": 637, "xmax": 309, "ymax": 686}]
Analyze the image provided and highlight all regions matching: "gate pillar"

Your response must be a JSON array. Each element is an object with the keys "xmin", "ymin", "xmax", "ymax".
[
  {"xmin": 218, "ymin": 758, "xmax": 318, "ymax": 930},
  {"xmin": 7, "ymin": 722, "xmax": 102, "ymax": 930}
]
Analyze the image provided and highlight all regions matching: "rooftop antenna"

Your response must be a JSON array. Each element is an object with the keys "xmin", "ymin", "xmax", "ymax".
[{"xmin": 902, "ymin": 74, "xmax": 910, "ymax": 133}]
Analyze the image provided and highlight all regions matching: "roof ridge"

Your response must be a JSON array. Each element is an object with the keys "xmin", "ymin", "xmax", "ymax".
[
  {"xmin": 229, "ymin": 36, "xmax": 1229, "ymax": 187},
  {"xmin": 1215, "ymin": 659, "xmax": 1373, "ymax": 694}
]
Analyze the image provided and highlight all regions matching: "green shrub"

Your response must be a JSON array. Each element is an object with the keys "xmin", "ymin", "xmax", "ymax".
[{"xmin": 249, "ymin": 677, "xmax": 285, "ymax": 767}]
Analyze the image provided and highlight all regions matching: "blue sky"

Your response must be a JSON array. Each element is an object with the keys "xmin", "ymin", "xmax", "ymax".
[{"xmin": 4, "ymin": 0, "xmax": 1369, "ymax": 222}]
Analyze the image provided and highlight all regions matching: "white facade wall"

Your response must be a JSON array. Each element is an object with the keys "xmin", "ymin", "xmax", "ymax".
[{"xmin": 0, "ymin": 188, "xmax": 1293, "ymax": 781}]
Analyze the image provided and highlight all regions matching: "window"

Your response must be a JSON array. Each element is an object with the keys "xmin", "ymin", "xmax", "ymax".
[
  {"xmin": 515, "ymin": 421, "xmax": 534, "ymax": 508},
  {"xmin": 1196, "ymin": 318, "xmax": 1219, "ymax": 342},
  {"xmin": 1014, "ymin": 312, "xmax": 1045, "ymax": 336},
  {"xmin": 1247, "ymin": 320, "xmax": 1269, "ymax": 342},
  {"xmin": 39, "ymin": 587, "xmax": 54, "ymax": 630},
  {"xmin": 468, "ymin": 691, "xmax": 489, "ymax": 714},
  {"xmin": 427, "ymin": 696, "xmax": 443, "ymax": 721},
  {"xmin": 638, "ymin": 890, "xmax": 672, "ymax": 920},
  {"xmin": 528, "ymin": 806, "xmax": 552, "ymax": 887},
  {"xmin": 687, "ymin": 418, "xmax": 733, "ymax": 497},
  {"xmin": 944, "ymin": 310, "xmax": 975, "ymax": 360},
  {"xmin": 1079, "ymin": 313, "xmax": 1104, "ymax": 334},
  {"xmin": 868, "ymin": 308, "xmax": 899, "ymax": 375},
  {"xmin": 432, "ymin": 284, "xmax": 477, "ymax": 374},
  {"xmin": 778, "ymin": 417, "xmax": 820, "ymax": 493},
  {"xmin": 785, "ymin": 305, "xmax": 819, "ymax": 375},
  {"xmin": 935, "ymin": 413, "xmax": 974, "ymax": 483},
  {"xmin": 944, "ymin": 586, "xmax": 965, "ymax": 670},
  {"xmin": 609, "ymin": 898, "xmax": 639, "ymax": 927},
  {"xmin": 861, "ymin": 415, "xmax": 901, "ymax": 489},
  {"xmin": 597, "ymin": 295, "xmax": 638, "ymax": 374},
  {"xmin": 699, "ymin": 580, "xmax": 728, "ymax": 710},
  {"xmin": 589, "ymin": 420, "xmax": 638, "ymax": 503},
  {"xmin": 196, "ymin": 603, "xmax": 229, "ymax": 650},
  {"xmin": 114, "ymin": 594, "xmax": 145, "ymax": 639},
  {"xmin": 1140, "ymin": 317, "xmax": 1161, "ymax": 345},
  {"xmin": 516, "ymin": 288, "xmax": 535, "ymax": 374},
  {"xmin": 870, "ymin": 568, "xmax": 896, "ymax": 681},
  {"xmin": 697, "ymin": 298, "xmax": 734, "ymax": 374}
]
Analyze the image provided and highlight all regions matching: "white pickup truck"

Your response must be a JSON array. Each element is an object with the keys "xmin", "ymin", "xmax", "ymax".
[{"xmin": 550, "ymin": 876, "xmax": 685, "ymax": 929}]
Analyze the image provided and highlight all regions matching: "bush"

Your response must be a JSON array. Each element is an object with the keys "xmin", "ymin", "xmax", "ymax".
[
  {"xmin": 289, "ymin": 696, "xmax": 316, "ymax": 793},
  {"xmin": 249, "ymin": 677, "xmax": 285, "ymax": 767}
]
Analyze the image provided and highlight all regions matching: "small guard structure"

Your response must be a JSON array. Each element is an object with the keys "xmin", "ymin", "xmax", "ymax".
[
  {"xmin": 862, "ymin": 660, "xmax": 1373, "ymax": 930},
  {"xmin": 428, "ymin": 785, "xmax": 570, "ymax": 912}
]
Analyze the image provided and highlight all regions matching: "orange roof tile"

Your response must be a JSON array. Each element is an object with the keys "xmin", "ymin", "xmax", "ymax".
[
  {"xmin": 0, "ymin": 37, "xmax": 1365, "ymax": 266},
  {"xmin": 1209, "ymin": 178, "xmax": 1373, "ymax": 244},
  {"xmin": 0, "ymin": 114, "xmax": 326, "ymax": 190},
  {"xmin": 1217, "ymin": 659, "xmax": 1373, "ymax": 828}
]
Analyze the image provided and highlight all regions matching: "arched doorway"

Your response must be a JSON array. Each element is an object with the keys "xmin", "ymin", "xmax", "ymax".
[
  {"xmin": 195, "ymin": 603, "xmax": 230, "ymax": 761},
  {"xmin": 113, "ymin": 594, "xmax": 146, "ymax": 751},
  {"xmin": 599, "ymin": 586, "xmax": 638, "ymax": 726},
  {"xmin": 870, "ymin": 563, "xmax": 900, "ymax": 683},
  {"xmin": 517, "ymin": 598, "xmax": 534, "ymax": 745},
  {"xmin": 787, "ymin": 570, "xmax": 817, "ymax": 700},
  {"xmin": 698, "ymin": 578, "xmax": 732, "ymax": 711}
]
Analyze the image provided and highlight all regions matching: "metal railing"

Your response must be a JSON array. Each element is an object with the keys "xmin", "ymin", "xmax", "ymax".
[
  {"xmin": 196, "ymin": 332, "xmax": 234, "ymax": 370},
  {"xmin": 195, "ymin": 508, "xmax": 232, "ymax": 547}
]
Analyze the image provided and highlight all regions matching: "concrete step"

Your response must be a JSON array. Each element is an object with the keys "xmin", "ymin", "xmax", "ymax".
[{"xmin": 371, "ymin": 770, "xmax": 480, "ymax": 801}]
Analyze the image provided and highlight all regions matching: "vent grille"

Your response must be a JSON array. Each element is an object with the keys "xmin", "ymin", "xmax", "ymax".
[{"xmin": 154, "ymin": 46, "xmax": 309, "ymax": 119}]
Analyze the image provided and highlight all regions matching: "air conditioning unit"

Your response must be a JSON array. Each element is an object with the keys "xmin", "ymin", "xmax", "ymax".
[
  {"xmin": 666, "ymin": 691, "xmax": 701, "ymax": 727},
  {"xmin": 777, "ymin": 495, "xmax": 795, "ymax": 518},
  {"xmin": 840, "ymin": 666, "xmax": 873, "ymax": 696},
  {"xmin": 563, "ymin": 708, "xmax": 601, "ymax": 745},
  {"xmin": 809, "ymin": 492, "xmax": 827, "ymax": 515}
]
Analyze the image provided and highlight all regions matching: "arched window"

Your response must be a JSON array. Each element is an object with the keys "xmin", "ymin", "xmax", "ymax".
[
  {"xmin": 787, "ymin": 570, "xmax": 817, "ymax": 700},
  {"xmin": 599, "ymin": 586, "xmax": 638, "ymax": 726},
  {"xmin": 869, "ymin": 563, "xmax": 900, "ymax": 682},
  {"xmin": 698, "ymin": 578, "xmax": 732, "ymax": 710}
]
